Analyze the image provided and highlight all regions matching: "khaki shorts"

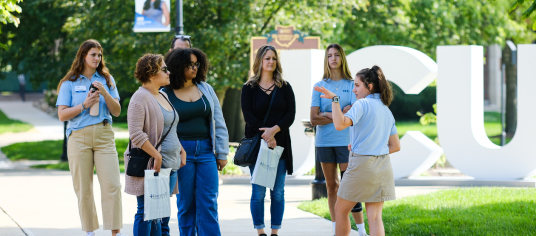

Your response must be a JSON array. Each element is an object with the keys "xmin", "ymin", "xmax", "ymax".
[{"xmin": 337, "ymin": 152, "xmax": 396, "ymax": 202}]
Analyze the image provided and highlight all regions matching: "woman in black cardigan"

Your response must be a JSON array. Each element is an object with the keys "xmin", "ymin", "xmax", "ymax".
[{"xmin": 241, "ymin": 45, "xmax": 296, "ymax": 236}]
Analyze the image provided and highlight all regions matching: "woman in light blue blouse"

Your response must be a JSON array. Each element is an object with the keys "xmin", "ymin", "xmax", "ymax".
[
  {"xmin": 310, "ymin": 44, "xmax": 366, "ymax": 236},
  {"xmin": 56, "ymin": 39, "xmax": 125, "ymax": 236},
  {"xmin": 315, "ymin": 65, "xmax": 401, "ymax": 236}
]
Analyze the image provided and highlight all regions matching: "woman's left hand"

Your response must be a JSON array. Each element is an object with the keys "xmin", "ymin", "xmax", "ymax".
[
  {"xmin": 92, "ymin": 81, "xmax": 109, "ymax": 98},
  {"xmin": 260, "ymin": 125, "xmax": 279, "ymax": 142},
  {"xmin": 180, "ymin": 149, "xmax": 187, "ymax": 168},
  {"xmin": 314, "ymin": 86, "xmax": 336, "ymax": 99},
  {"xmin": 216, "ymin": 159, "xmax": 228, "ymax": 171}
]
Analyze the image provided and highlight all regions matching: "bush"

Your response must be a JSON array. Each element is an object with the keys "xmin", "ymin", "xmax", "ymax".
[{"xmin": 389, "ymin": 83, "xmax": 436, "ymax": 121}]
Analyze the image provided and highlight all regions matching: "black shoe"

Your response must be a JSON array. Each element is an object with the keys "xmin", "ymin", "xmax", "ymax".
[
  {"xmin": 259, "ymin": 234, "xmax": 267, "ymax": 236},
  {"xmin": 271, "ymin": 234, "xmax": 278, "ymax": 236}
]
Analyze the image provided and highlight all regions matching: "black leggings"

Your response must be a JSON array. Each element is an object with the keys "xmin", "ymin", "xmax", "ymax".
[{"xmin": 340, "ymin": 171, "xmax": 363, "ymax": 213}]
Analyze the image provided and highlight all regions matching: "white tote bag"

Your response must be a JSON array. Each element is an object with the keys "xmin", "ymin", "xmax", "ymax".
[
  {"xmin": 251, "ymin": 140, "xmax": 284, "ymax": 190},
  {"xmin": 144, "ymin": 168, "xmax": 171, "ymax": 221}
]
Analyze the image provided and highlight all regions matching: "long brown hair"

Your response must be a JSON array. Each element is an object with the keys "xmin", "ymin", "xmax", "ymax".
[
  {"xmin": 57, "ymin": 39, "xmax": 114, "ymax": 91},
  {"xmin": 246, "ymin": 45, "xmax": 286, "ymax": 88},
  {"xmin": 356, "ymin": 65, "xmax": 393, "ymax": 106},
  {"xmin": 322, "ymin": 43, "xmax": 352, "ymax": 81}
]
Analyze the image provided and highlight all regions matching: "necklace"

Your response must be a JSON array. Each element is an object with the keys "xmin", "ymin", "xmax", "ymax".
[
  {"xmin": 330, "ymin": 79, "xmax": 343, "ymax": 91},
  {"xmin": 259, "ymin": 83, "xmax": 276, "ymax": 94}
]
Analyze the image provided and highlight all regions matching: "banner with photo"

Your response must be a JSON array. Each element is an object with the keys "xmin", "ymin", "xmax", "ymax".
[{"xmin": 133, "ymin": 0, "xmax": 171, "ymax": 32}]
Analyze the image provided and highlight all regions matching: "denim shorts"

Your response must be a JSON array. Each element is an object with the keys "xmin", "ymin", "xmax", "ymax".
[{"xmin": 316, "ymin": 146, "xmax": 349, "ymax": 163}]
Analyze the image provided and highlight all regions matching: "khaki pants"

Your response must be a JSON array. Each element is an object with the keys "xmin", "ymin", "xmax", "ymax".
[{"xmin": 67, "ymin": 122, "xmax": 122, "ymax": 231}]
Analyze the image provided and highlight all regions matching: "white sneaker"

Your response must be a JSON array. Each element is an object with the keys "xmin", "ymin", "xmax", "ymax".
[
  {"xmin": 357, "ymin": 231, "xmax": 368, "ymax": 236},
  {"xmin": 115, "ymin": 233, "xmax": 128, "ymax": 236},
  {"xmin": 86, "ymin": 232, "xmax": 95, "ymax": 236}
]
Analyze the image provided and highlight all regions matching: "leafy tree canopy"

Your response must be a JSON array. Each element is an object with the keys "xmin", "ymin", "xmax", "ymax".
[
  {"xmin": 510, "ymin": 0, "xmax": 536, "ymax": 30},
  {"xmin": 0, "ymin": 0, "xmax": 534, "ymax": 103}
]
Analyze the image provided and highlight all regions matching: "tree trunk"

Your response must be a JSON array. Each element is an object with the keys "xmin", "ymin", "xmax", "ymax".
[{"xmin": 502, "ymin": 44, "xmax": 517, "ymax": 135}]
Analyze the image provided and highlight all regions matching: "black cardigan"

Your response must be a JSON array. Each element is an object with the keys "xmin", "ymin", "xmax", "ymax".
[{"xmin": 241, "ymin": 82, "xmax": 296, "ymax": 175}]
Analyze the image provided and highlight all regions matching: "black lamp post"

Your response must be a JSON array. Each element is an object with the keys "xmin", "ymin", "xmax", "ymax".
[
  {"xmin": 302, "ymin": 119, "xmax": 327, "ymax": 200},
  {"xmin": 175, "ymin": 0, "xmax": 184, "ymax": 35},
  {"xmin": 60, "ymin": 121, "xmax": 68, "ymax": 162}
]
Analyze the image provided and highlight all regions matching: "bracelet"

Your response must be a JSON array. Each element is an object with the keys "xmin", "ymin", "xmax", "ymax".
[
  {"xmin": 80, "ymin": 103, "xmax": 86, "ymax": 113},
  {"xmin": 323, "ymin": 112, "xmax": 326, "ymax": 117}
]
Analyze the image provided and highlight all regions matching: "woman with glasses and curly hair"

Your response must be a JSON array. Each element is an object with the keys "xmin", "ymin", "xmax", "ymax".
[
  {"xmin": 163, "ymin": 48, "xmax": 229, "ymax": 236},
  {"xmin": 125, "ymin": 53, "xmax": 184, "ymax": 236},
  {"xmin": 56, "ymin": 39, "xmax": 125, "ymax": 236},
  {"xmin": 241, "ymin": 45, "xmax": 296, "ymax": 236}
]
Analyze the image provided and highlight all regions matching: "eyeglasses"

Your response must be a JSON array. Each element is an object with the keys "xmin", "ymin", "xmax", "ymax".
[
  {"xmin": 175, "ymin": 35, "xmax": 191, "ymax": 40},
  {"xmin": 188, "ymin": 62, "xmax": 200, "ymax": 69},
  {"xmin": 160, "ymin": 66, "xmax": 169, "ymax": 73}
]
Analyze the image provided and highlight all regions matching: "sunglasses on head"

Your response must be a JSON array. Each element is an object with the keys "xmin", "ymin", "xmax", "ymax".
[
  {"xmin": 175, "ymin": 35, "xmax": 191, "ymax": 40},
  {"xmin": 160, "ymin": 66, "xmax": 169, "ymax": 73}
]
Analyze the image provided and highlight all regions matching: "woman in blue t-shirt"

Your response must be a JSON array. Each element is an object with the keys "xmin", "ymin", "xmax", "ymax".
[
  {"xmin": 56, "ymin": 39, "xmax": 125, "ymax": 236},
  {"xmin": 315, "ymin": 65, "xmax": 401, "ymax": 236},
  {"xmin": 310, "ymin": 43, "xmax": 366, "ymax": 236}
]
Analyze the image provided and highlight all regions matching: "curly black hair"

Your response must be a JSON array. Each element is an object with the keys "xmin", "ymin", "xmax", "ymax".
[{"xmin": 164, "ymin": 48, "xmax": 209, "ymax": 89}]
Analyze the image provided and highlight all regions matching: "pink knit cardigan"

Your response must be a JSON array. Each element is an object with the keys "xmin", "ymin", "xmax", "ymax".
[{"xmin": 124, "ymin": 87, "xmax": 179, "ymax": 196}]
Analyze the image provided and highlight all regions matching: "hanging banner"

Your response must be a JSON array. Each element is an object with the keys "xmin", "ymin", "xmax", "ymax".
[{"xmin": 133, "ymin": 0, "xmax": 171, "ymax": 33}]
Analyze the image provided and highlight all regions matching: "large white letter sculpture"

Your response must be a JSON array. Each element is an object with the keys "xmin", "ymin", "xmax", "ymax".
[
  {"xmin": 437, "ymin": 45, "xmax": 536, "ymax": 179},
  {"xmin": 280, "ymin": 49, "xmax": 326, "ymax": 176},
  {"xmin": 346, "ymin": 46, "xmax": 443, "ymax": 179},
  {"xmin": 280, "ymin": 46, "xmax": 443, "ymax": 178}
]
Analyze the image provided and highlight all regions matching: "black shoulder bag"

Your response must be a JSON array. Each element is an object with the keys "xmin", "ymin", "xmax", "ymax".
[
  {"xmin": 234, "ymin": 87, "xmax": 277, "ymax": 167},
  {"xmin": 126, "ymin": 92, "xmax": 176, "ymax": 177}
]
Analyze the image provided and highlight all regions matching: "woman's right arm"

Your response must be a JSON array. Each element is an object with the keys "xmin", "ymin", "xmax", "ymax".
[
  {"xmin": 57, "ymin": 84, "xmax": 100, "ymax": 122},
  {"xmin": 388, "ymin": 134, "xmax": 401, "ymax": 154},
  {"xmin": 310, "ymin": 107, "xmax": 333, "ymax": 126},
  {"xmin": 128, "ymin": 97, "xmax": 162, "ymax": 172}
]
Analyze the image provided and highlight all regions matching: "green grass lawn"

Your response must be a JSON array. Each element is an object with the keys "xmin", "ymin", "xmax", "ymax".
[
  {"xmin": 112, "ymin": 122, "xmax": 128, "ymax": 131},
  {"xmin": 298, "ymin": 187, "xmax": 536, "ymax": 235},
  {"xmin": 2, "ymin": 138, "xmax": 241, "ymax": 174},
  {"xmin": 397, "ymin": 112, "xmax": 511, "ymax": 146},
  {"xmin": 2, "ymin": 139, "xmax": 129, "ymax": 172},
  {"xmin": 0, "ymin": 109, "xmax": 33, "ymax": 134}
]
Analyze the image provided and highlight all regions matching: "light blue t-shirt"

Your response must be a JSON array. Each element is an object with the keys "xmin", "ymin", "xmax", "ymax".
[
  {"xmin": 56, "ymin": 72, "xmax": 120, "ymax": 139},
  {"xmin": 344, "ymin": 93, "xmax": 397, "ymax": 156},
  {"xmin": 311, "ymin": 79, "xmax": 357, "ymax": 147}
]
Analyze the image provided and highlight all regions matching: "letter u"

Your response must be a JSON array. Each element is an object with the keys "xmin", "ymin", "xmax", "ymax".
[{"xmin": 437, "ymin": 45, "xmax": 536, "ymax": 179}]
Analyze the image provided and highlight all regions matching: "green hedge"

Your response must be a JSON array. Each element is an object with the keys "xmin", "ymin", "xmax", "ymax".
[{"xmin": 390, "ymin": 84, "xmax": 436, "ymax": 121}]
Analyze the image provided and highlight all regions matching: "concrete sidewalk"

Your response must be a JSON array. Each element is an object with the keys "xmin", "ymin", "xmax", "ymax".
[
  {"xmin": 0, "ymin": 101, "xmax": 129, "ymax": 148},
  {"xmin": 0, "ymin": 169, "xmax": 449, "ymax": 236}
]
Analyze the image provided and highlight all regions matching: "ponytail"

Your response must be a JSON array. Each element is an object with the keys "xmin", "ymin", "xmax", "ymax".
[{"xmin": 356, "ymin": 65, "xmax": 393, "ymax": 106}]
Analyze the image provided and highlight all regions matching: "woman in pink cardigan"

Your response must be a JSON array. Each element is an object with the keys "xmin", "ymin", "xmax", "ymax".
[{"xmin": 124, "ymin": 54, "xmax": 185, "ymax": 236}]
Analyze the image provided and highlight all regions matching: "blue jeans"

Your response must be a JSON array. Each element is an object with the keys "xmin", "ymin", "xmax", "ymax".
[
  {"xmin": 249, "ymin": 158, "xmax": 286, "ymax": 229},
  {"xmin": 176, "ymin": 139, "xmax": 221, "ymax": 236},
  {"xmin": 134, "ymin": 195, "xmax": 162, "ymax": 236},
  {"xmin": 161, "ymin": 170, "xmax": 177, "ymax": 236}
]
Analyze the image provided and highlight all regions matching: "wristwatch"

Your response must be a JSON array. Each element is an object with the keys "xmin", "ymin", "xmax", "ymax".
[
  {"xmin": 332, "ymin": 96, "xmax": 340, "ymax": 103},
  {"xmin": 81, "ymin": 103, "xmax": 86, "ymax": 113}
]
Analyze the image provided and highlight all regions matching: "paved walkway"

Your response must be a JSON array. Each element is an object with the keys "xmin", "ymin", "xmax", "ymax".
[
  {"xmin": 0, "ymin": 100, "xmax": 451, "ymax": 235},
  {"xmin": 0, "ymin": 168, "xmax": 450, "ymax": 236},
  {"xmin": 0, "ymin": 101, "xmax": 129, "ymax": 147}
]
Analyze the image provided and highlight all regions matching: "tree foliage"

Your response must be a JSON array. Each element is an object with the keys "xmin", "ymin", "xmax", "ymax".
[
  {"xmin": 0, "ymin": 0, "xmax": 23, "ymax": 48},
  {"xmin": 0, "ymin": 0, "xmax": 534, "ymax": 105},
  {"xmin": 510, "ymin": 0, "xmax": 536, "ymax": 30},
  {"xmin": 0, "ymin": 0, "xmax": 22, "ymax": 26}
]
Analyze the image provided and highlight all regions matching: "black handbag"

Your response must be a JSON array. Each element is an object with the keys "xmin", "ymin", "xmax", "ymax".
[
  {"xmin": 126, "ymin": 92, "xmax": 176, "ymax": 177},
  {"xmin": 234, "ymin": 87, "xmax": 277, "ymax": 167}
]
